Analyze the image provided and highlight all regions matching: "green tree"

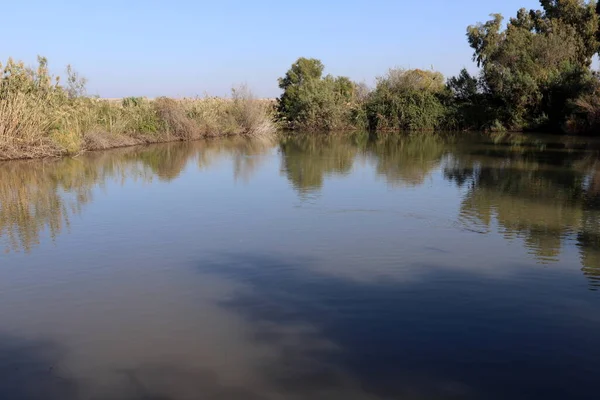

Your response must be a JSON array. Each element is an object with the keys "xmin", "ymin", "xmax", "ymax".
[
  {"xmin": 277, "ymin": 58, "xmax": 358, "ymax": 130},
  {"xmin": 444, "ymin": 69, "xmax": 492, "ymax": 130},
  {"xmin": 277, "ymin": 58, "xmax": 324, "ymax": 125},
  {"xmin": 467, "ymin": 1, "xmax": 600, "ymax": 131},
  {"xmin": 535, "ymin": 0, "xmax": 599, "ymax": 64}
]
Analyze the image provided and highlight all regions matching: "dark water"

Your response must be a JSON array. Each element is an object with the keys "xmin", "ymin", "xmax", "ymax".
[{"xmin": 1, "ymin": 133, "xmax": 600, "ymax": 400}]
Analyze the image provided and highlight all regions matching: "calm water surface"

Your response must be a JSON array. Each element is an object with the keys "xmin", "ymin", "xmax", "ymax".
[{"xmin": 1, "ymin": 133, "xmax": 600, "ymax": 400}]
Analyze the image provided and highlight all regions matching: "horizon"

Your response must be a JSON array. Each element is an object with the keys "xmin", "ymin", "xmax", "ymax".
[{"xmin": 5, "ymin": 0, "xmax": 541, "ymax": 98}]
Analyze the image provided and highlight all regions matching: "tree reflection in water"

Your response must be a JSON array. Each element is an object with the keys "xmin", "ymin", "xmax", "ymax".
[
  {"xmin": 0, "ymin": 138, "xmax": 273, "ymax": 253},
  {"xmin": 2, "ymin": 132, "xmax": 599, "ymax": 289}
]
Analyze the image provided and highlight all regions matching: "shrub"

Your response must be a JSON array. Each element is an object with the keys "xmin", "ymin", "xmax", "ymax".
[
  {"xmin": 365, "ymin": 68, "xmax": 446, "ymax": 131},
  {"xmin": 277, "ymin": 58, "xmax": 359, "ymax": 131}
]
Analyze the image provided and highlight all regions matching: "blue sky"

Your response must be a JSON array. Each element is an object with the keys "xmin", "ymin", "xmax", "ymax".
[{"xmin": 3, "ymin": 0, "xmax": 540, "ymax": 98}]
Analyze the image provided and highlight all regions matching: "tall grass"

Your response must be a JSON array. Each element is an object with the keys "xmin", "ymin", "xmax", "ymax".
[{"xmin": 0, "ymin": 57, "xmax": 276, "ymax": 160}]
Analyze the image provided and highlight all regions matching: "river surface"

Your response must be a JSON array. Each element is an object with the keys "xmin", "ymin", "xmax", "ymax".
[{"xmin": 1, "ymin": 133, "xmax": 600, "ymax": 400}]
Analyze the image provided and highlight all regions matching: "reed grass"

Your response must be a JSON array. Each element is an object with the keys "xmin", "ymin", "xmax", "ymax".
[{"xmin": 0, "ymin": 57, "xmax": 276, "ymax": 160}]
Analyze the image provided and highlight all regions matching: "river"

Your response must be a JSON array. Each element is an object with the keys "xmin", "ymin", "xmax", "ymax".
[{"xmin": 1, "ymin": 133, "xmax": 599, "ymax": 399}]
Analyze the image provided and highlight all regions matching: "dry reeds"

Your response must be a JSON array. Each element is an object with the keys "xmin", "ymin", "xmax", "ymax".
[
  {"xmin": 231, "ymin": 84, "xmax": 277, "ymax": 136},
  {"xmin": 0, "ymin": 57, "xmax": 276, "ymax": 161},
  {"xmin": 154, "ymin": 97, "xmax": 199, "ymax": 140}
]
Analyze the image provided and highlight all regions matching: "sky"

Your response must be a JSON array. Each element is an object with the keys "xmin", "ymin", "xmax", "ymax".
[{"xmin": 3, "ymin": 0, "xmax": 541, "ymax": 98}]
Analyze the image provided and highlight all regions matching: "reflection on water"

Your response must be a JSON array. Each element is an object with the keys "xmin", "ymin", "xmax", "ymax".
[
  {"xmin": 1, "ymin": 133, "xmax": 600, "ymax": 399},
  {"xmin": 279, "ymin": 135, "xmax": 359, "ymax": 195},
  {"xmin": 279, "ymin": 133, "xmax": 449, "ymax": 194},
  {"xmin": 443, "ymin": 134, "xmax": 600, "ymax": 289},
  {"xmin": 367, "ymin": 133, "xmax": 448, "ymax": 187},
  {"xmin": 0, "ymin": 138, "xmax": 273, "ymax": 253}
]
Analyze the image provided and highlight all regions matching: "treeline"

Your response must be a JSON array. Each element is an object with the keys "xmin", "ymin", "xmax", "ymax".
[{"xmin": 276, "ymin": 0, "xmax": 600, "ymax": 134}]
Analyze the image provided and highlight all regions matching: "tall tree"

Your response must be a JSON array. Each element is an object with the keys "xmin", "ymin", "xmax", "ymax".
[
  {"xmin": 467, "ymin": 1, "xmax": 599, "ymax": 130},
  {"xmin": 534, "ymin": 0, "xmax": 599, "ymax": 65}
]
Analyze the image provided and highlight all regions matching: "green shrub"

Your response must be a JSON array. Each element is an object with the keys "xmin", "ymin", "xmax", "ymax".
[
  {"xmin": 365, "ymin": 69, "xmax": 446, "ymax": 131},
  {"xmin": 277, "ymin": 57, "xmax": 359, "ymax": 131}
]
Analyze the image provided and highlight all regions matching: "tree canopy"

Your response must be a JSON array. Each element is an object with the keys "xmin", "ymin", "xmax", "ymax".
[
  {"xmin": 466, "ymin": 0, "xmax": 600, "ymax": 131},
  {"xmin": 277, "ymin": 1, "xmax": 600, "ymax": 134}
]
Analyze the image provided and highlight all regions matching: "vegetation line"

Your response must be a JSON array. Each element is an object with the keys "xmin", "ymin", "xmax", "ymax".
[
  {"xmin": 2, "ymin": 1, "xmax": 600, "ymax": 160},
  {"xmin": 0, "ymin": 58, "xmax": 276, "ymax": 160},
  {"xmin": 276, "ymin": 1, "xmax": 600, "ymax": 134}
]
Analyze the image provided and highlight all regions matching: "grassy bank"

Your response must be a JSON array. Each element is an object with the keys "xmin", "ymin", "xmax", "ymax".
[{"xmin": 0, "ymin": 57, "xmax": 276, "ymax": 161}]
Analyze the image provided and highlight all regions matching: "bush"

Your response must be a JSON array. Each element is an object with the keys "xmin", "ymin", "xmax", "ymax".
[
  {"xmin": 277, "ymin": 58, "xmax": 360, "ymax": 131},
  {"xmin": 365, "ymin": 69, "xmax": 446, "ymax": 131}
]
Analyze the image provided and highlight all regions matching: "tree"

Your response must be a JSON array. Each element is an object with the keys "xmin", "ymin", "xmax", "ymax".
[
  {"xmin": 277, "ymin": 58, "xmax": 358, "ymax": 130},
  {"xmin": 277, "ymin": 58, "xmax": 324, "ymax": 125},
  {"xmin": 466, "ymin": 1, "xmax": 600, "ymax": 130},
  {"xmin": 536, "ymin": 0, "xmax": 599, "ymax": 64},
  {"xmin": 447, "ymin": 69, "xmax": 479, "ymax": 102},
  {"xmin": 278, "ymin": 57, "xmax": 324, "ymax": 91},
  {"xmin": 445, "ymin": 69, "xmax": 493, "ymax": 130}
]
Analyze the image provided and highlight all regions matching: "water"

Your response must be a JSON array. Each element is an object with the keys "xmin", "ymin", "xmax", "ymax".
[{"xmin": 1, "ymin": 133, "xmax": 599, "ymax": 400}]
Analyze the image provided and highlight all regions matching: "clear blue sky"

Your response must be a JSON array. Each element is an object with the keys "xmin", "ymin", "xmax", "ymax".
[{"xmin": 4, "ymin": 0, "xmax": 540, "ymax": 98}]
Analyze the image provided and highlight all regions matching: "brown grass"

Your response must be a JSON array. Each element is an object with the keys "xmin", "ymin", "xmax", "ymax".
[
  {"xmin": 154, "ymin": 97, "xmax": 200, "ymax": 140},
  {"xmin": 231, "ymin": 84, "xmax": 278, "ymax": 136},
  {"xmin": 0, "ymin": 57, "xmax": 277, "ymax": 161}
]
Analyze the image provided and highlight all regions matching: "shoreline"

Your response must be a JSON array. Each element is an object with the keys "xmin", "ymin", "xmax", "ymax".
[
  {"xmin": 3, "ymin": 128, "xmax": 598, "ymax": 163},
  {"xmin": 0, "ymin": 130, "xmax": 272, "ymax": 162}
]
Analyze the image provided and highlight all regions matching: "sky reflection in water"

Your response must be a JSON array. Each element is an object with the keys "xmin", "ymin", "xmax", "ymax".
[{"xmin": 1, "ymin": 133, "xmax": 600, "ymax": 399}]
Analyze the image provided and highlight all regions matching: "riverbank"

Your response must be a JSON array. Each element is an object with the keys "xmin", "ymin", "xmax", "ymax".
[{"xmin": 0, "ymin": 58, "xmax": 276, "ymax": 161}]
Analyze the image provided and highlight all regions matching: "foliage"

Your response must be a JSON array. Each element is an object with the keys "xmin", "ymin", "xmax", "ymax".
[
  {"xmin": 0, "ymin": 56, "xmax": 74, "ymax": 158},
  {"xmin": 567, "ymin": 74, "xmax": 600, "ymax": 133},
  {"xmin": 466, "ymin": 0, "xmax": 600, "ymax": 131},
  {"xmin": 0, "ymin": 57, "xmax": 275, "ymax": 160},
  {"xmin": 365, "ymin": 69, "xmax": 446, "ymax": 131},
  {"xmin": 442, "ymin": 69, "xmax": 502, "ymax": 131},
  {"xmin": 276, "ymin": 60, "xmax": 451, "ymax": 132},
  {"xmin": 274, "ymin": 4, "xmax": 600, "ymax": 135},
  {"xmin": 231, "ymin": 84, "xmax": 277, "ymax": 136},
  {"xmin": 277, "ymin": 57, "xmax": 361, "ymax": 131}
]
